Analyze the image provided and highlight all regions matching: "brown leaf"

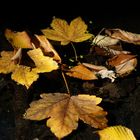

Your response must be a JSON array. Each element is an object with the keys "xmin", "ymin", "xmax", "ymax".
[
  {"xmin": 105, "ymin": 28, "xmax": 140, "ymax": 45},
  {"xmin": 66, "ymin": 64, "xmax": 98, "ymax": 80},
  {"xmin": 24, "ymin": 93, "xmax": 107, "ymax": 139}
]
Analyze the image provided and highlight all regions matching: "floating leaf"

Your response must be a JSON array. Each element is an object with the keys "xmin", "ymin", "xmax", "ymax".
[
  {"xmin": 27, "ymin": 48, "xmax": 59, "ymax": 73},
  {"xmin": 5, "ymin": 29, "xmax": 33, "ymax": 49},
  {"xmin": 98, "ymin": 125, "xmax": 136, "ymax": 140},
  {"xmin": 105, "ymin": 28, "xmax": 140, "ymax": 45},
  {"xmin": 24, "ymin": 93, "xmax": 107, "ymax": 139},
  {"xmin": 11, "ymin": 65, "xmax": 39, "ymax": 89},
  {"xmin": 0, "ymin": 51, "xmax": 16, "ymax": 74},
  {"xmin": 66, "ymin": 64, "xmax": 97, "ymax": 80},
  {"xmin": 42, "ymin": 17, "xmax": 93, "ymax": 45}
]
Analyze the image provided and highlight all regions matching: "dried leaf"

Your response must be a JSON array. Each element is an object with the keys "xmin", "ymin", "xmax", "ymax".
[
  {"xmin": 0, "ymin": 51, "xmax": 16, "ymax": 74},
  {"xmin": 66, "ymin": 64, "xmax": 97, "ymax": 80},
  {"xmin": 42, "ymin": 17, "xmax": 93, "ymax": 45},
  {"xmin": 27, "ymin": 48, "xmax": 59, "ymax": 73},
  {"xmin": 24, "ymin": 93, "xmax": 107, "ymax": 139},
  {"xmin": 35, "ymin": 35, "xmax": 61, "ymax": 63},
  {"xmin": 11, "ymin": 65, "xmax": 39, "ymax": 89},
  {"xmin": 5, "ymin": 29, "xmax": 33, "ymax": 49},
  {"xmin": 98, "ymin": 125, "xmax": 136, "ymax": 140},
  {"xmin": 106, "ymin": 28, "xmax": 140, "ymax": 45}
]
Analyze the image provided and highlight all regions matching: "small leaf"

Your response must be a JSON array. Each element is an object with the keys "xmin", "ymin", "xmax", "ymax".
[
  {"xmin": 66, "ymin": 64, "xmax": 98, "ymax": 80},
  {"xmin": 11, "ymin": 65, "xmax": 39, "ymax": 89},
  {"xmin": 98, "ymin": 125, "xmax": 136, "ymax": 140},
  {"xmin": 27, "ymin": 48, "xmax": 59, "ymax": 73},
  {"xmin": 24, "ymin": 93, "xmax": 107, "ymax": 139},
  {"xmin": 0, "ymin": 51, "xmax": 16, "ymax": 74}
]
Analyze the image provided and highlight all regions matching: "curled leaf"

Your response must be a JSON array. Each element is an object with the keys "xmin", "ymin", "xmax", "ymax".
[{"xmin": 24, "ymin": 93, "xmax": 107, "ymax": 139}]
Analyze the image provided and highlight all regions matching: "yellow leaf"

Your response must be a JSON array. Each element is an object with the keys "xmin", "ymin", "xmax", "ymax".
[
  {"xmin": 0, "ymin": 51, "xmax": 16, "ymax": 74},
  {"xmin": 42, "ymin": 17, "xmax": 93, "ymax": 45},
  {"xmin": 24, "ymin": 93, "xmax": 107, "ymax": 139},
  {"xmin": 11, "ymin": 65, "xmax": 39, "ymax": 89},
  {"xmin": 98, "ymin": 125, "xmax": 136, "ymax": 140},
  {"xmin": 66, "ymin": 64, "xmax": 97, "ymax": 80},
  {"xmin": 27, "ymin": 48, "xmax": 59, "ymax": 73},
  {"xmin": 5, "ymin": 29, "xmax": 33, "ymax": 49}
]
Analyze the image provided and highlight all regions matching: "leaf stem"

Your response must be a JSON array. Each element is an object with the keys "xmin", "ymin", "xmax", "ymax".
[
  {"xmin": 61, "ymin": 71, "xmax": 70, "ymax": 95},
  {"xmin": 70, "ymin": 42, "xmax": 78, "ymax": 62}
]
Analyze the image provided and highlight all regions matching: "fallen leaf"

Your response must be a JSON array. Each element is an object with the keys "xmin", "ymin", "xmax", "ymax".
[
  {"xmin": 42, "ymin": 17, "xmax": 93, "ymax": 45},
  {"xmin": 0, "ymin": 51, "xmax": 16, "ymax": 74},
  {"xmin": 5, "ymin": 29, "xmax": 33, "ymax": 49},
  {"xmin": 24, "ymin": 93, "xmax": 107, "ymax": 139},
  {"xmin": 98, "ymin": 125, "xmax": 136, "ymax": 140},
  {"xmin": 66, "ymin": 64, "xmax": 97, "ymax": 80},
  {"xmin": 105, "ymin": 28, "xmax": 140, "ymax": 45},
  {"xmin": 35, "ymin": 35, "xmax": 61, "ymax": 63},
  {"xmin": 27, "ymin": 48, "xmax": 59, "ymax": 73},
  {"xmin": 11, "ymin": 65, "xmax": 39, "ymax": 89}
]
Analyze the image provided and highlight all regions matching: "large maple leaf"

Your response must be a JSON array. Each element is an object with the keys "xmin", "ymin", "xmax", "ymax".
[
  {"xmin": 41, "ymin": 17, "xmax": 93, "ymax": 45},
  {"xmin": 24, "ymin": 93, "xmax": 108, "ymax": 139}
]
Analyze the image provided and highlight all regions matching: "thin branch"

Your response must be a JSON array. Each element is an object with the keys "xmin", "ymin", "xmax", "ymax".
[{"xmin": 70, "ymin": 42, "xmax": 78, "ymax": 62}]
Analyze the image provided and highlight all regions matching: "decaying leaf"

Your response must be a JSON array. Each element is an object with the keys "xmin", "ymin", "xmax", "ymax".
[
  {"xmin": 42, "ymin": 17, "xmax": 93, "ymax": 45},
  {"xmin": 105, "ymin": 28, "xmax": 140, "ymax": 45},
  {"xmin": 35, "ymin": 35, "xmax": 61, "ymax": 63},
  {"xmin": 0, "ymin": 51, "xmax": 16, "ymax": 74},
  {"xmin": 24, "ymin": 93, "xmax": 108, "ymax": 139},
  {"xmin": 98, "ymin": 125, "xmax": 136, "ymax": 140},
  {"xmin": 11, "ymin": 65, "xmax": 39, "ymax": 89},
  {"xmin": 5, "ymin": 29, "xmax": 33, "ymax": 49},
  {"xmin": 66, "ymin": 64, "xmax": 97, "ymax": 80},
  {"xmin": 27, "ymin": 48, "xmax": 59, "ymax": 73}
]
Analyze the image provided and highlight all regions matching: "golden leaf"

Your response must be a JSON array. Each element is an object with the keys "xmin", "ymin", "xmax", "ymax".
[
  {"xmin": 42, "ymin": 17, "xmax": 93, "ymax": 45},
  {"xmin": 24, "ymin": 93, "xmax": 107, "ymax": 139},
  {"xmin": 66, "ymin": 64, "xmax": 97, "ymax": 80},
  {"xmin": 5, "ymin": 29, "xmax": 33, "ymax": 49},
  {"xmin": 27, "ymin": 48, "xmax": 59, "ymax": 73},
  {"xmin": 98, "ymin": 125, "xmax": 136, "ymax": 140},
  {"xmin": 11, "ymin": 65, "xmax": 39, "ymax": 89},
  {"xmin": 0, "ymin": 51, "xmax": 16, "ymax": 74}
]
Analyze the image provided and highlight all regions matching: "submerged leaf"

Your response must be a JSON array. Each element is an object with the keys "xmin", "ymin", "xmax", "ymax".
[{"xmin": 24, "ymin": 93, "xmax": 107, "ymax": 139}]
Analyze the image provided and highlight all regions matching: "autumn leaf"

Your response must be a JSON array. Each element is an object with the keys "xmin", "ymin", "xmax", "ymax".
[
  {"xmin": 66, "ymin": 64, "xmax": 97, "ymax": 80},
  {"xmin": 0, "ymin": 51, "xmax": 16, "ymax": 74},
  {"xmin": 41, "ymin": 17, "xmax": 93, "ymax": 45},
  {"xmin": 5, "ymin": 29, "xmax": 33, "ymax": 49},
  {"xmin": 24, "ymin": 93, "xmax": 108, "ymax": 139},
  {"xmin": 11, "ymin": 65, "xmax": 39, "ymax": 89},
  {"xmin": 27, "ymin": 48, "xmax": 59, "ymax": 73},
  {"xmin": 98, "ymin": 125, "xmax": 136, "ymax": 140},
  {"xmin": 105, "ymin": 28, "xmax": 140, "ymax": 45}
]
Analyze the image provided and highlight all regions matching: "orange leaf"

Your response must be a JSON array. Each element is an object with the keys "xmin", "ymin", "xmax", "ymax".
[{"xmin": 24, "ymin": 93, "xmax": 107, "ymax": 139}]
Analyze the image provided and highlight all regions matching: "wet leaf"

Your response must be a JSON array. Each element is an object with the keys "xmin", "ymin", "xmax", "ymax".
[
  {"xmin": 0, "ymin": 51, "xmax": 16, "ymax": 74},
  {"xmin": 66, "ymin": 64, "xmax": 97, "ymax": 80},
  {"xmin": 11, "ymin": 65, "xmax": 39, "ymax": 89},
  {"xmin": 24, "ymin": 93, "xmax": 107, "ymax": 139},
  {"xmin": 27, "ymin": 48, "xmax": 59, "ymax": 73},
  {"xmin": 98, "ymin": 125, "xmax": 136, "ymax": 140},
  {"xmin": 42, "ymin": 17, "xmax": 93, "ymax": 45},
  {"xmin": 5, "ymin": 29, "xmax": 33, "ymax": 49},
  {"xmin": 106, "ymin": 28, "xmax": 140, "ymax": 45}
]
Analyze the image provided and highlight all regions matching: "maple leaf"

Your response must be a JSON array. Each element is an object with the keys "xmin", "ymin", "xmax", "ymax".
[
  {"xmin": 27, "ymin": 48, "xmax": 59, "ymax": 73},
  {"xmin": 41, "ymin": 17, "xmax": 93, "ymax": 45},
  {"xmin": 5, "ymin": 29, "xmax": 33, "ymax": 49},
  {"xmin": 98, "ymin": 125, "xmax": 136, "ymax": 140},
  {"xmin": 24, "ymin": 93, "xmax": 108, "ymax": 139},
  {"xmin": 11, "ymin": 65, "xmax": 39, "ymax": 89},
  {"xmin": 0, "ymin": 51, "xmax": 16, "ymax": 74}
]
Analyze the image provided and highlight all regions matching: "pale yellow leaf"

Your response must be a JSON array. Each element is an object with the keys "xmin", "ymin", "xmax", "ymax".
[
  {"xmin": 98, "ymin": 125, "xmax": 136, "ymax": 140},
  {"xmin": 24, "ymin": 93, "xmax": 107, "ymax": 139},
  {"xmin": 11, "ymin": 65, "xmax": 39, "ymax": 89},
  {"xmin": 27, "ymin": 48, "xmax": 59, "ymax": 73},
  {"xmin": 0, "ymin": 51, "xmax": 16, "ymax": 74}
]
